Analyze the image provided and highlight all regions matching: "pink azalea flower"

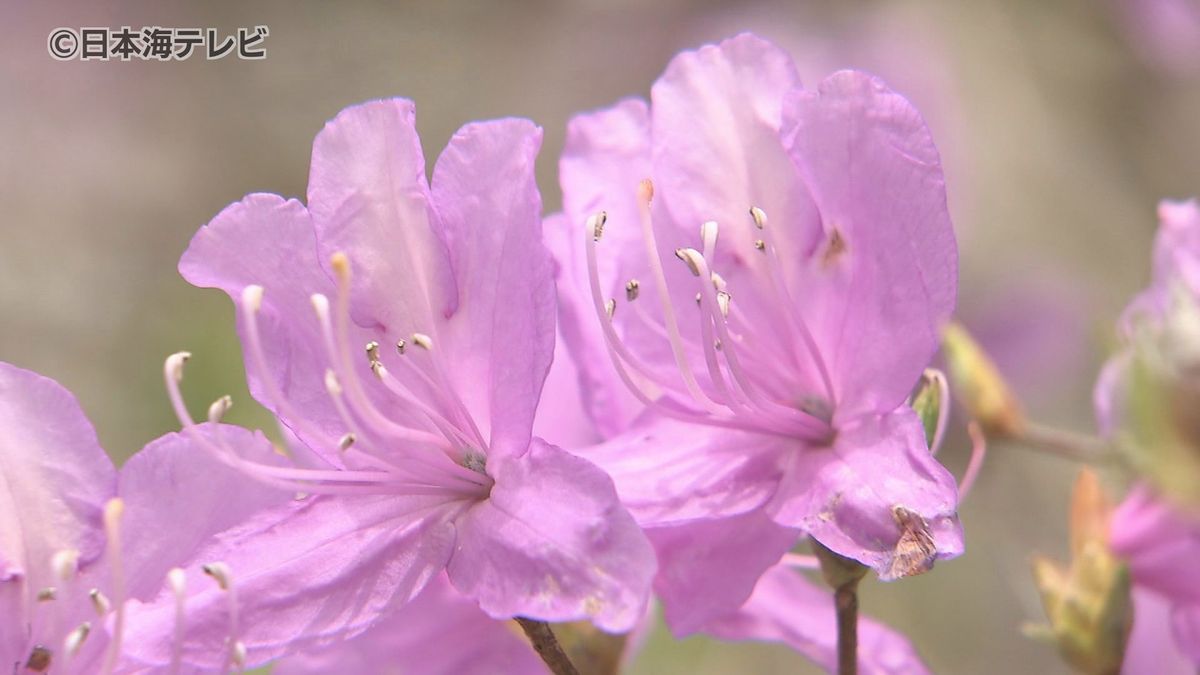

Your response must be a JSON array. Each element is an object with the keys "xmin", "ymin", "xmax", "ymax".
[
  {"xmin": 547, "ymin": 32, "xmax": 962, "ymax": 626},
  {"xmin": 0, "ymin": 361, "xmax": 288, "ymax": 673},
  {"xmin": 122, "ymin": 100, "xmax": 655, "ymax": 670},
  {"xmin": 1109, "ymin": 486, "xmax": 1200, "ymax": 670}
]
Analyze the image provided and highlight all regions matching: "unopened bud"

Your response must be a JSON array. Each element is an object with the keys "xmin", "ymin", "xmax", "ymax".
[
  {"xmin": 941, "ymin": 322, "xmax": 1025, "ymax": 437},
  {"xmin": 1025, "ymin": 470, "xmax": 1132, "ymax": 675}
]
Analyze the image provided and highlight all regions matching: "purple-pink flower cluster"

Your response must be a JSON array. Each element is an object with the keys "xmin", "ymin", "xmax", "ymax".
[{"xmin": 2, "ymin": 29, "xmax": 1193, "ymax": 675}]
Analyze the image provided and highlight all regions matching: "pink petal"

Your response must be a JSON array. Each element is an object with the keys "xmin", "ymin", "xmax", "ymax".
[
  {"xmin": 178, "ymin": 194, "xmax": 347, "ymax": 456},
  {"xmin": 551, "ymin": 98, "xmax": 654, "ymax": 437},
  {"xmin": 768, "ymin": 408, "xmax": 962, "ymax": 579},
  {"xmin": 780, "ymin": 70, "xmax": 957, "ymax": 422},
  {"xmin": 703, "ymin": 565, "xmax": 932, "ymax": 674},
  {"xmin": 307, "ymin": 99, "xmax": 456, "ymax": 338},
  {"xmin": 578, "ymin": 419, "xmax": 788, "ymax": 525},
  {"xmin": 1110, "ymin": 485, "xmax": 1200, "ymax": 604},
  {"xmin": 447, "ymin": 438, "xmax": 655, "ymax": 632},
  {"xmin": 274, "ymin": 574, "xmax": 547, "ymax": 675},
  {"xmin": 116, "ymin": 424, "xmax": 292, "ymax": 600},
  {"xmin": 1173, "ymin": 602, "xmax": 1200, "ymax": 665},
  {"xmin": 1123, "ymin": 588, "xmax": 1196, "ymax": 674},
  {"xmin": 650, "ymin": 33, "xmax": 817, "ymax": 279},
  {"xmin": 430, "ymin": 119, "xmax": 553, "ymax": 458},
  {"xmin": 0, "ymin": 363, "xmax": 116, "ymax": 662},
  {"xmin": 648, "ymin": 510, "xmax": 799, "ymax": 635},
  {"xmin": 122, "ymin": 494, "xmax": 462, "ymax": 669}
]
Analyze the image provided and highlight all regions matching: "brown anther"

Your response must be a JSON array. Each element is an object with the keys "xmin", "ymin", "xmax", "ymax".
[{"xmin": 625, "ymin": 279, "xmax": 640, "ymax": 301}]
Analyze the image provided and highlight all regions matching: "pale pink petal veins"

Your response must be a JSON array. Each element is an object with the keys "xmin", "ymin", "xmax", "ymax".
[
  {"xmin": 780, "ymin": 70, "xmax": 957, "ymax": 422},
  {"xmin": 116, "ymin": 424, "xmax": 292, "ymax": 600},
  {"xmin": 274, "ymin": 574, "xmax": 547, "ymax": 675},
  {"xmin": 447, "ymin": 438, "xmax": 656, "ymax": 632},
  {"xmin": 122, "ymin": 494, "xmax": 462, "ymax": 669},
  {"xmin": 430, "ymin": 119, "xmax": 554, "ymax": 458},
  {"xmin": 307, "ymin": 99, "xmax": 456, "ymax": 339},
  {"xmin": 577, "ymin": 419, "xmax": 788, "ymax": 525},
  {"xmin": 647, "ymin": 510, "xmax": 800, "ymax": 635}
]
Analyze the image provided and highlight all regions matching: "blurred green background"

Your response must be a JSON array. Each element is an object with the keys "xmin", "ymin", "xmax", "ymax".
[{"xmin": 2, "ymin": 1, "xmax": 1198, "ymax": 672}]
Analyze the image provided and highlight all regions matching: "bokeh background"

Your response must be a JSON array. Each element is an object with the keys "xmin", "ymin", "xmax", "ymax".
[{"xmin": 2, "ymin": 1, "xmax": 1198, "ymax": 672}]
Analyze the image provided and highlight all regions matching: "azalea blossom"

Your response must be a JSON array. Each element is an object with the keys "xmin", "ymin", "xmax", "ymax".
[
  {"xmin": 0, "ymin": 361, "xmax": 288, "ymax": 674},
  {"xmin": 1093, "ymin": 198, "xmax": 1200, "ymax": 670},
  {"xmin": 1108, "ymin": 486, "xmax": 1200, "ymax": 670},
  {"xmin": 122, "ymin": 100, "xmax": 655, "ymax": 670},
  {"xmin": 547, "ymin": 32, "xmax": 963, "ymax": 628}
]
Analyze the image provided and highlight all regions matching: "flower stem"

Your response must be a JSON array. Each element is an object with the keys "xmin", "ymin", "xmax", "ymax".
[
  {"xmin": 834, "ymin": 579, "xmax": 861, "ymax": 675},
  {"xmin": 516, "ymin": 618, "xmax": 581, "ymax": 675},
  {"xmin": 1014, "ymin": 422, "xmax": 1115, "ymax": 464},
  {"xmin": 812, "ymin": 540, "xmax": 869, "ymax": 675}
]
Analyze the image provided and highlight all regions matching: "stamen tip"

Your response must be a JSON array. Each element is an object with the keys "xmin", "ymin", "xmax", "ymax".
[
  {"xmin": 604, "ymin": 298, "xmax": 616, "ymax": 319},
  {"xmin": 167, "ymin": 568, "xmax": 186, "ymax": 595},
  {"xmin": 330, "ymin": 252, "xmax": 351, "ymax": 280},
  {"xmin": 587, "ymin": 211, "xmax": 608, "ymax": 241},
  {"xmin": 201, "ymin": 561, "xmax": 232, "ymax": 591},
  {"xmin": 625, "ymin": 279, "xmax": 640, "ymax": 301},
  {"xmin": 411, "ymin": 333, "xmax": 433, "ymax": 351},
  {"xmin": 637, "ymin": 178, "xmax": 654, "ymax": 202},
  {"xmin": 103, "ymin": 498, "xmax": 124, "ymax": 529},
  {"xmin": 241, "ymin": 285, "xmax": 264, "ymax": 311},
  {"xmin": 750, "ymin": 206, "xmax": 767, "ymax": 229},
  {"xmin": 207, "ymin": 395, "xmax": 233, "ymax": 424}
]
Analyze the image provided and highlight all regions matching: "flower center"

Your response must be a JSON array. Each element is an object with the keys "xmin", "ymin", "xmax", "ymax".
[{"xmin": 584, "ymin": 178, "xmax": 835, "ymax": 442}]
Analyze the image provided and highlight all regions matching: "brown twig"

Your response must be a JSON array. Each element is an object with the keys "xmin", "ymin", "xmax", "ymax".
[
  {"xmin": 834, "ymin": 578, "xmax": 861, "ymax": 675},
  {"xmin": 516, "ymin": 618, "xmax": 581, "ymax": 675}
]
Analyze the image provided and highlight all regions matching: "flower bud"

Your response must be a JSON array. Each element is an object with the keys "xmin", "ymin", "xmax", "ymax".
[
  {"xmin": 1026, "ymin": 470, "xmax": 1133, "ymax": 675},
  {"xmin": 941, "ymin": 322, "xmax": 1025, "ymax": 437}
]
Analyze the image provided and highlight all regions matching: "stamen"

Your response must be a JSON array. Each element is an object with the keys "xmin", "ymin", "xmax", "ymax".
[
  {"xmin": 51, "ymin": 550, "xmax": 79, "ymax": 582},
  {"xmin": 202, "ymin": 562, "xmax": 241, "ymax": 673},
  {"xmin": 396, "ymin": 339, "xmax": 407, "ymax": 355},
  {"xmin": 338, "ymin": 433, "xmax": 356, "ymax": 451},
  {"xmin": 749, "ymin": 206, "xmax": 767, "ymax": 229},
  {"xmin": 208, "ymin": 395, "xmax": 233, "ymax": 424},
  {"xmin": 674, "ymin": 248, "xmax": 703, "ymax": 277},
  {"xmin": 625, "ymin": 279, "xmax": 640, "ymax": 301},
  {"xmin": 89, "ymin": 588, "xmax": 111, "ymax": 615},
  {"xmin": 754, "ymin": 239, "xmax": 766, "ymax": 251},
  {"xmin": 168, "ymin": 568, "xmax": 186, "ymax": 675},
  {"xmin": 165, "ymin": 352, "xmax": 195, "ymax": 426},
  {"xmin": 36, "ymin": 588, "xmax": 56, "ymax": 602},
  {"xmin": 25, "ymin": 645, "xmax": 51, "ymax": 672},
  {"xmin": 605, "ymin": 299, "xmax": 616, "ymax": 319},
  {"xmin": 99, "ymin": 498, "xmax": 126, "ymax": 675},
  {"xmin": 365, "ymin": 341, "xmax": 381, "ymax": 365},
  {"xmin": 588, "ymin": 211, "xmax": 607, "ymax": 241},
  {"xmin": 746, "ymin": 206, "xmax": 838, "ymax": 406},
  {"xmin": 716, "ymin": 291, "xmax": 731, "ymax": 319},
  {"xmin": 411, "ymin": 333, "xmax": 433, "ymax": 351},
  {"xmin": 63, "ymin": 622, "xmax": 90, "ymax": 657}
]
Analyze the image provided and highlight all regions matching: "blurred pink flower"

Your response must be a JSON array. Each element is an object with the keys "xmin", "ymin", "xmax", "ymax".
[
  {"xmin": 1109, "ymin": 486, "xmax": 1200, "ymax": 670},
  {"xmin": 0, "ymin": 361, "xmax": 289, "ymax": 673},
  {"xmin": 1114, "ymin": 0, "xmax": 1200, "ymax": 76},
  {"xmin": 123, "ymin": 100, "xmax": 654, "ymax": 670},
  {"xmin": 549, "ymin": 33, "xmax": 962, "ymax": 613}
]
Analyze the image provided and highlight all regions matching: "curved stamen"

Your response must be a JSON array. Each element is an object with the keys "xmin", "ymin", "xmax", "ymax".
[
  {"xmin": 201, "ymin": 562, "xmax": 239, "ymax": 675},
  {"xmin": 749, "ymin": 206, "xmax": 837, "ymax": 406},
  {"xmin": 688, "ymin": 250, "xmax": 832, "ymax": 440},
  {"xmin": 98, "ymin": 499, "xmax": 126, "ymax": 675},
  {"xmin": 168, "ymin": 568, "xmax": 186, "ymax": 675},
  {"xmin": 780, "ymin": 553, "xmax": 820, "ymax": 570},
  {"xmin": 635, "ymin": 181, "xmax": 725, "ymax": 412}
]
